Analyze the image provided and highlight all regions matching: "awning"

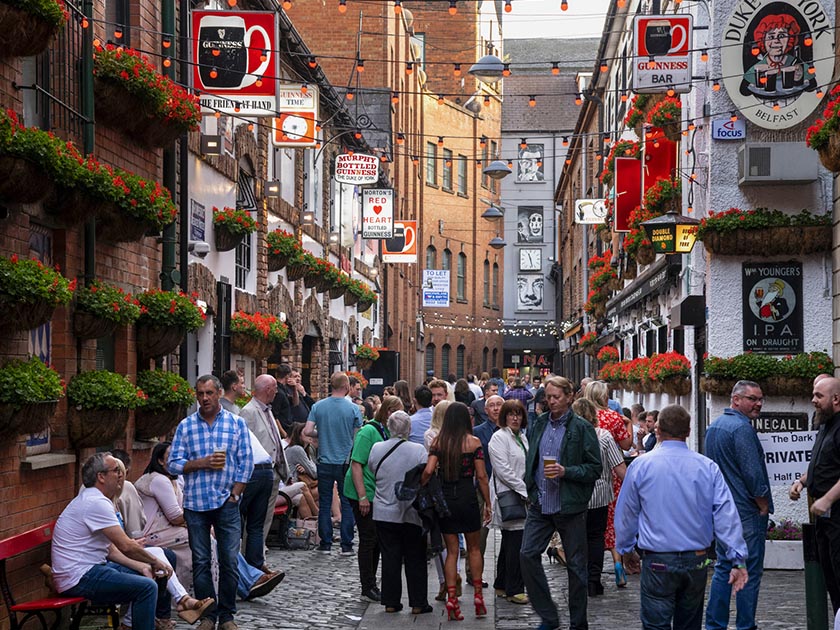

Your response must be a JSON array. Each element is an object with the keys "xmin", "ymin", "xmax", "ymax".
[{"xmin": 605, "ymin": 257, "xmax": 681, "ymax": 318}]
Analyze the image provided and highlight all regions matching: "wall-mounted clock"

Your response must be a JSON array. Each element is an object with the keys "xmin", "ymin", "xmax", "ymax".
[{"xmin": 519, "ymin": 248, "xmax": 541, "ymax": 271}]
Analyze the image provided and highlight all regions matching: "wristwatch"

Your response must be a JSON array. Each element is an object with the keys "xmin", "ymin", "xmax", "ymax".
[{"xmin": 229, "ymin": 493, "xmax": 241, "ymax": 503}]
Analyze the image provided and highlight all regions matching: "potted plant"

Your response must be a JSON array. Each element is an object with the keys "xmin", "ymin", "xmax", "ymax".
[
  {"xmin": 302, "ymin": 253, "xmax": 325, "ymax": 289},
  {"xmin": 0, "ymin": 356, "xmax": 63, "ymax": 441},
  {"xmin": 305, "ymin": 257, "xmax": 341, "ymax": 293},
  {"xmin": 0, "ymin": 109, "xmax": 58, "ymax": 204},
  {"xmin": 286, "ymin": 251, "xmax": 315, "ymax": 283},
  {"xmin": 765, "ymin": 519, "xmax": 804, "ymax": 570},
  {"xmin": 66, "ymin": 370, "xmax": 144, "ymax": 447},
  {"xmin": 349, "ymin": 279, "xmax": 377, "ymax": 312},
  {"xmin": 584, "ymin": 288, "xmax": 607, "ymax": 320},
  {"xmin": 230, "ymin": 311, "xmax": 289, "ymax": 359},
  {"xmin": 648, "ymin": 352, "xmax": 691, "ymax": 396},
  {"xmin": 93, "ymin": 43, "xmax": 201, "ymax": 148},
  {"xmin": 134, "ymin": 369, "xmax": 194, "ymax": 440},
  {"xmin": 212, "ymin": 206, "xmax": 258, "ymax": 252},
  {"xmin": 646, "ymin": 96, "xmax": 682, "ymax": 142},
  {"xmin": 329, "ymin": 272, "xmax": 350, "ymax": 300},
  {"xmin": 623, "ymin": 205, "xmax": 659, "ymax": 266},
  {"xmin": 596, "ymin": 346, "xmax": 619, "ymax": 364},
  {"xmin": 697, "ymin": 208, "xmax": 831, "ymax": 256},
  {"xmin": 0, "ymin": 0, "xmax": 68, "ymax": 58},
  {"xmin": 345, "ymin": 370, "xmax": 368, "ymax": 390},
  {"xmin": 0, "ymin": 254, "xmax": 75, "ymax": 331},
  {"xmin": 354, "ymin": 343, "xmax": 380, "ymax": 370},
  {"xmin": 135, "ymin": 289, "xmax": 206, "ymax": 360},
  {"xmin": 806, "ymin": 85, "xmax": 840, "ymax": 171},
  {"xmin": 265, "ymin": 229, "xmax": 301, "ymax": 272},
  {"xmin": 600, "ymin": 140, "xmax": 640, "ymax": 187},
  {"xmin": 644, "ymin": 178, "xmax": 681, "ymax": 215},
  {"xmin": 580, "ymin": 331, "xmax": 599, "ymax": 356},
  {"xmin": 73, "ymin": 280, "xmax": 141, "ymax": 339},
  {"xmin": 701, "ymin": 351, "xmax": 834, "ymax": 396}
]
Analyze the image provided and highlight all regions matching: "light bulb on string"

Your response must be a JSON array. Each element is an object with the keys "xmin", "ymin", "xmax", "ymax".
[
  {"xmin": 114, "ymin": 29, "xmax": 122, "ymax": 39},
  {"xmin": 804, "ymin": 33, "xmax": 813, "ymax": 46},
  {"xmin": 255, "ymin": 76, "xmax": 263, "ymax": 87},
  {"xmin": 700, "ymin": 49, "xmax": 708, "ymax": 62},
  {"xmin": 504, "ymin": 0, "xmax": 512, "ymax": 12},
  {"xmin": 528, "ymin": 95, "xmax": 536, "ymax": 107},
  {"xmin": 620, "ymin": 93, "xmax": 628, "ymax": 102},
  {"xmin": 449, "ymin": 0, "xmax": 457, "ymax": 14},
  {"xmin": 247, "ymin": 123, "xmax": 254, "ymax": 131},
  {"xmin": 163, "ymin": 58, "xmax": 171, "ymax": 67},
  {"xmin": 209, "ymin": 68, "xmax": 218, "ymax": 79},
  {"xmin": 483, "ymin": 94, "xmax": 491, "ymax": 105},
  {"xmin": 520, "ymin": 138, "xmax": 528, "ymax": 150},
  {"xmin": 300, "ymin": 83, "xmax": 308, "ymax": 95},
  {"xmin": 712, "ymin": 80, "xmax": 721, "ymax": 91},
  {"xmin": 394, "ymin": 0, "xmax": 402, "ymax": 13},
  {"xmin": 574, "ymin": 93, "xmax": 582, "ymax": 105},
  {"xmin": 502, "ymin": 63, "xmax": 511, "ymax": 77},
  {"xmin": 81, "ymin": 17, "xmax": 88, "ymax": 28},
  {"xmin": 338, "ymin": 0, "xmax": 347, "ymax": 12},
  {"xmin": 396, "ymin": 132, "xmax": 405, "ymax": 145},
  {"xmin": 282, "ymin": 0, "xmax": 291, "ymax": 8},
  {"xmin": 406, "ymin": 62, "xmax": 413, "ymax": 75},
  {"xmin": 162, "ymin": 38, "xmax": 171, "ymax": 48},
  {"xmin": 551, "ymin": 62, "xmax": 559, "ymax": 75},
  {"xmin": 730, "ymin": 111, "xmax": 738, "ymax": 122},
  {"xmin": 562, "ymin": 136, "xmax": 569, "ymax": 147},
  {"xmin": 346, "ymin": 88, "xmax": 355, "ymax": 100},
  {"xmin": 600, "ymin": 62, "xmax": 608, "ymax": 73},
  {"xmin": 260, "ymin": 50, "xmax": 268, "ymax": 62},
  {"xmin": 391, "ymin": 91, "xmax": 399, "ymax": 104},
  {"xmin": 438, "ymin": 94, "xmax": 444, "ymax": 105},
  {"xmin": 560, "ymin": 0, "xmax": 568, "ymax": 10},
  {"xmin": 214, "ymin": 111, "xmax": 221, "ymax": 119},
  {"xmin": 356, "ymin": 59, "xmax": 365, "ymax": 73},
  {"xmin": 453, "ymin": 63, "xmax": 461, "ymax": 77},
  {"xmin": 437, "ymin": 136, "xmax": 444, "ymax": 148},
  {"xmin": 666, "ymin": 85, "xmax": 675, "ymax": 97},
  {"xmin": 308, "ymin": 56, "xmax": 317, "ymax": 68},
  {"xmin": 479, "ymin": 136, "xmax": 487, "ymax": 149}
]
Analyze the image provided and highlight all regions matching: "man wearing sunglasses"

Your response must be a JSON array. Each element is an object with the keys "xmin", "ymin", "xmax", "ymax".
[{"xmin": 704, "ymin": 380, "xmax": 772, "ymax": 630}]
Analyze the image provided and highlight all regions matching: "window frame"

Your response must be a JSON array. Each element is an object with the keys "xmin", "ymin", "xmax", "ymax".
[
  {"xmin": 425, "ymin": 142, "xmax": 437, "ymax": 186},
  {"xmin": 442, "ymin": 148, "xmax": 453, "ymax": 191}
]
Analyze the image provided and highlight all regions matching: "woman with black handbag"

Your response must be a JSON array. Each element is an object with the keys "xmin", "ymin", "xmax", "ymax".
[{"xmin": 488, "ymin": 399, "xmax": 530, "ymax": 605}]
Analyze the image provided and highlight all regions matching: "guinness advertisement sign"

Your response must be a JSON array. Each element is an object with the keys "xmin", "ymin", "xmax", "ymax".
[{"xmin": 721, "ymin": 0, "xmax": 834, "ymax": 129}]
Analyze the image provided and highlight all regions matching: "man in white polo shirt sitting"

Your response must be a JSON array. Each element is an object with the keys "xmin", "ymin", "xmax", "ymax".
[{"xmin": 52, "ymin": 452, "xmax": 172, "ymax": 630}]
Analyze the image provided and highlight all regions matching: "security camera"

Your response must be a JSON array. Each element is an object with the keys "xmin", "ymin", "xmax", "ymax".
[{"xmin": 188, "ymin": 241, "xmax": 210, "ymax": 258}]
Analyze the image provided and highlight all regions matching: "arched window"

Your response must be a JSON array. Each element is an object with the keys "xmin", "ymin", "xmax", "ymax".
[
  {"xmin": 492, "ymin": 347, "xmax": 498, "ymax": 369},
  {"xmin": 483, "ymin": 260, "xmax": 490, "ymax": 306},
  {"xmin": 482, "ymin": 347, "xmax": 489, "ymax": 373},
  {"xmin": 441, "ymin": 344, "xmax": 451, "ymax": 378},
  {"xmin": 492, "ymin": 263, "xmax": 499, "ymax": 307},
  {"xmin": 456, "ymin": 345, "xmax": 466, "ymax": 377},
  {"xmin": 425, "ymin": 343, "xmax": 436, "ymax": 375},
  {"xmin": 426, "ymin": 245, "xmax": 437, "ymax": 269},
  {"xmin": 442, "ymin": 249, "xmax": 452, "ymax": 301},
  {"xmin": 457, "ymin": 253, "xmax": 467, "ymax": 300}
]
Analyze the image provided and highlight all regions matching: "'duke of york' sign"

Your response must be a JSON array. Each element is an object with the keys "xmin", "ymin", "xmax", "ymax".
[
  {"xmin": 742, "ymin": 261, "xmax": 803, "ymax": 353},
  {"xmin": 721, "ymin": 0, "xmax": 834, "ymax": 129}
]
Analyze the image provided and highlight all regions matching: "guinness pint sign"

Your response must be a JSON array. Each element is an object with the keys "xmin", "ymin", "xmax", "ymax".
[{"xmin": 721, "ymin": 0, "xmax": 833, "ymax": 129}]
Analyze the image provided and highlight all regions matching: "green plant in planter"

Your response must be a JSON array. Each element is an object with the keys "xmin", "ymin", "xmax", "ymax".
[
  {"xmin": 75, "ymin": 281, "xmax": 141, "ymax": 325},
  {"xmin": 0, "ymin": 356, "xmax": 64, "ymax": 406},
  {"xmin": 67, "ymin": 370, "xmax": 144, "ymax": 410},
  {"xmin": 777, "ymin": 352, "xmax": 833, "ymax": 378},
  {"xmin": 213, "ymin": 206, "xmax": 259, "ymax": 236},
  {"xmin": 648, "ymin": 352, "xmax": 691, "ymax": 380},
  {"xmin": 136, "ymin": 289, "xmax": 206, "ymax": 331},
  {"xmin": 703, "ymin": 352, "xmax": 834, "ymax": 381},
  {"xmin": 266, "ymin": 229, "xmax": 302, "ymax": 257},
  {"xmin": 355, "ymin": 343, "xmax": 380, "ymax": 361},
  {"xmin": 806, "ymin": 85, "xmax": 840, "ymax": 151},
  {"xmin": 3, "ymin": 0, "xmax": 69, "ymax": 29},
  {"xmin": 136, "ymin": 370, "xmax": 194, "ymax": 412},
  {"xmin": 348, "ymin": 279, "xmax": 377, "ymax": 303},
  {"xmin": 643, "ymin": 178, "xmax": 681, "ymax": 214},
  {"xmin": 696, "ymin": 208, "xmax": 830, "ymax": 240},
  {"xmin": 580, "ymin": 331, "xmax": 598, "ymax": 348},
  {"xmin": 230, "ymin": 311, "xmax": 289, "ymax": 343},
  {"xmin": 309, "ymin": 257, "xmax": 341, "ymax": 284},
  {"xmin": 646, "ymin": 96, "xmax": 681, "ymax": 128},
  {"xmin": 596, "ymin": 346, "xmax": 619, "ymax": 363},
  {"xmin": 0, "ymin": 254, "xmax": 76, "ymax": 305},
  {"xmin": 766, "ymin": 519, "xmax": 803, "ymax": 541}
]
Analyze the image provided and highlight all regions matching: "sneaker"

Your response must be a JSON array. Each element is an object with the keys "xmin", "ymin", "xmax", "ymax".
[
  {"xmin": 340, "ymin": 548, "xmax": 355, "ymax": 557},
  {"xmin": 316, "ymin": 546, "xmax": 331, "ymax": 554},
  {"xmin": 362, "ymin": 587, "xmax": 381, "ymax": 601},
  {"xmin": 507, "ymin": 593, "xmax": 530, "ymax": 605}
]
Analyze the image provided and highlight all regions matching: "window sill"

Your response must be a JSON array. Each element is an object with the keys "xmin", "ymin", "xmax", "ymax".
[
  {"xmin": 21, "ymin": 453, "xmax": 76, "ymax": 470},
  {"xmin": 457, "ymin": 192, "xmax": 468, "ymax": 199},
  {"xmin": 426, "ymin": 182, "xmax": 439, "ymax": 189},
  {"xmin": 442, "ymin": 187, "xmax": 454, "ymax": 194},
  {"xmin": 456, "ymin": 298, "xmax": 468, "ymax": 304}
]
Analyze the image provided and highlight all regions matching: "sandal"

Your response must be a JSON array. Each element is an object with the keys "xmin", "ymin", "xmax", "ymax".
[{"xmin": 177, "ymin": 597, "xmax": 215, "ymax": 624}]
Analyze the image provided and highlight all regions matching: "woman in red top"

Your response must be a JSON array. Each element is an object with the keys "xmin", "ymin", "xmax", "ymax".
[{"xmin": 583, "ymin": 381, "xmax": 632, "ymax": 587}]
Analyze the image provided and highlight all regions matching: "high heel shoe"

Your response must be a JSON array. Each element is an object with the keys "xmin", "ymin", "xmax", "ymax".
[
  {"xmin": 446, "ymin": 586, "xmax": 463, "ymax": 621},
  {"xmin": 615, "ymin": 561, "xmax": 627, "ymax": 588},
  {"xmin": 546, "ymin": 547, "xmax": 566, "ymax": 566},
  {"xmin": 472, "ymin": 580, "xmax": 487, "ymax": 618}
]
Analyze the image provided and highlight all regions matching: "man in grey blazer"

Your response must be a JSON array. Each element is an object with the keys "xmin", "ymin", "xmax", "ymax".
[{"xmin": 238, "ymin": 374, "xmax": 290, "ymax": 564}]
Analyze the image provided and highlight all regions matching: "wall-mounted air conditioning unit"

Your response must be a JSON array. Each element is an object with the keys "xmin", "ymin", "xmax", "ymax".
[{"xmin": 738, "ymin": 142, "xmax": 819, "ymax": 185}]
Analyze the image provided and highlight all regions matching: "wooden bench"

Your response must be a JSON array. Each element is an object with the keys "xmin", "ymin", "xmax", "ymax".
[{"xmin": 0, "ymin": 522, "xmax": 119, "ymax": 630}]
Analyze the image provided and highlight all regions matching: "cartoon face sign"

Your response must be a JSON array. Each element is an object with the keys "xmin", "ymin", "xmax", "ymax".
[
  {"xmin": 517, "ymin": 208, "xmax": 543, "ymax": 243},
  {"xmin": 749, "ymin": 277, "xmax": 796, "ymax": 323},
  {"xmin": 517, "ymin": 144, "xmax": 545, "ymax": 182},
  {"xmin": 517, "ymin": 275, "xmax": 544, "ymax": 311}
]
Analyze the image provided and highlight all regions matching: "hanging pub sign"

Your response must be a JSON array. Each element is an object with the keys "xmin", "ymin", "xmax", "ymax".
[
  {"xmin": 721, "ymin": 0, "xmax": 833, "ymax": 129},
  {"xmin": 272, "ymin": 83, "xmax": 319, "ymax": 147},
  {"xmin": 574, "ymin": 199, "xmax": 608, "ymax": 224},
  {"xmin": 742, "ymin": 261, "xmax": 803, "ymax": 353},
  {"xmin": 334, "ymin": 153, "xmax": 379, "ymax": 184},
  {"xmin": 361, "ymin": 189, "xmax": 394, "ymax": 239},
  {"xmin": 192, "ymin": 10, "xmax": 278, "ymax": 117},
  {"xmin": 382, "ymin": 221, "xmax": 417, "ymax": 263},
  {"xmin": 632, "ymin": 15, "xmax": 693, "ymax": 93},
  {"xmin": 613, "ymin": 157, "xmax": 642, "ymax": 232}
]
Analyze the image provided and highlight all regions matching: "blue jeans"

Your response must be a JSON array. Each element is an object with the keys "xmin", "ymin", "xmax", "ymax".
[
  {"xmin": 236, "ymin": 553, "xmax": 265, "ymax": 599},
  {"xmin": 185, "ymin": 500, "xmax": 241, "ymax": 624},
  {"xmin": 63, "ymin": 562, "xmax": 157, "ymax": 630},
  {"xmin": 239, "ymin": 466, "xmax": 274, "ymax": 568},
  {"xmin": 706, "ymin": 512, "xmax": 767, "ymax": 630},
  {"xmin": 520, "ymin": 506, "xmax": 588, "ymax": 630},
  {"xmin": 317, "ymin": 463, "xmax": 354, "ymax": 551},
  {"xmin": 640, "ymin": 551, "xmax": 710, "ymax": 630}
]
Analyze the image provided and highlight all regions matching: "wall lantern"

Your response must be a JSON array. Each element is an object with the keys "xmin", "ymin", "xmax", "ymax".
[
  {"xmin": 640, "ymin": 209, "xmax": 700, "ymax": 254},
  {"xmin": 265, "ymin": 181, "xmax": 281, "ymax": 197},
  {"xmin": 200, "ymin": 134, "xmax": 222, "ymax": 156}
]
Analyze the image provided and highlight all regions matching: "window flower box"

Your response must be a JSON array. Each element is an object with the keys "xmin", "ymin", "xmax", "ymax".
[
  {"xmin": 697, "ymin": 208, "xmax": 831, "ymax": 256},
  {"xmin": 0, "ymin": 0, "xmax": 68, "ymax": 59}
]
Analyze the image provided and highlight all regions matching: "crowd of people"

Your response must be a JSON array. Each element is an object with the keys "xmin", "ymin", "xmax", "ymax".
[{"xmin": 43, "ymin": 367, "xmax": 840, "ymax": 630}]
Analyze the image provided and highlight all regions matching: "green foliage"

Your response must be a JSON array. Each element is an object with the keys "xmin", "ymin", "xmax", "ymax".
[
  {"xmin": 697, "ymin": 208, "xmax": 830, "ymax": 239},
  {"xmin": 136, "ymin": 289, "xmax": 206, "ymax": 331},
  {"xmin": 67, "ymin": 370, "xmax": 142, "ymax": 410},
  {"xmin": 266, "ymin": 229, "xmax": 302, "ymax": 258},
  {"xmin": 0, "ymin": 356, "xmax": 63, "ymax": 405},
  {"xmin": 136, "ymin": 370, "xmax": 194, "ymax": 412},
  {"xmin": 703, "ymin": 352, "xmax": 834, "ymax": 381},
  {"xmin": 75, "ymin": 281, "xmax": 140, "ymax": 325},
  {"xmin": 0, "ymin": 254, "xmax": 75, "ymax": 306},
  {"xmin": 2, "ymin": 0, "xmax": 69, "ymax": 30}
]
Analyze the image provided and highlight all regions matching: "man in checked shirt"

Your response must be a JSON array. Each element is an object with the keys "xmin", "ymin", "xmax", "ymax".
[{"xmin": 169, "ymin": 374, "xmax": 254, "ymax": 630}]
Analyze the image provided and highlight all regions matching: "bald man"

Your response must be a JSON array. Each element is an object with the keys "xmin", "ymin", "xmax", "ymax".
[
  {"xmin": 239, "ymin": 374, "xmax": 290, "ymax": 563},
  {"xmin": 812, "ymin": 374, "xmax": 834, "ymax": 430},
  {"xmin": 791, "ymin": 376, "xmax": 840, "ymax": 614}
]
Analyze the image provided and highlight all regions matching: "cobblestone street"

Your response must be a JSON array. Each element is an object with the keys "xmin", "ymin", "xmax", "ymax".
[{"xmin": 154, "ymin": 531, "xmax": 815, "ymax": 630}]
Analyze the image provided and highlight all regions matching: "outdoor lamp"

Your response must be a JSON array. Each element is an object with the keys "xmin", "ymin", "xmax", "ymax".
[
  {"xmin": 488, "ymin": 236, "xmax": 506, "ymax": 249},
  {"xmin": 265, "ymin": 181, "xmax": 281, "ymax": 197},
  {"xmin": 328, "ymin": 231, "xmax": 340, "ymax": 244},
  {"xmin": 640, "ymin": 209, "xmax": 700, "ymax": 254},
  {"xmin": 468, "ymin": 54, "xmax": 505, "ymax": 83},
  {"xmin": 200, "ymin": 134, "xmax": 222, "ymax": 156},
  {"xmin": 481, "ymin": 204, "xmax": 504, "ymax": 219},
  {"xmin": 302, "ymin": 210, "xmax": 315, "ymax": 224},
  {"xmin": 482, "ymin": 160, "xmax": 512, "ymax": 180}
]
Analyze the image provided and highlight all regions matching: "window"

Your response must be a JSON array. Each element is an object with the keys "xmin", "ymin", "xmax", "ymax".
[
  {"xmin": 426, "ymin": 245, "xmax": 437, "ymax": 269},
  {"xmin": 235, "ymin": 163, "xmax": 256, "ymax": 289},
  {"xmin": 457, "ymin": 155, "xmax": 467, "ymax": 195},
  {"xmin": 106, "ymin": 0, "xmax": 131, "ymax": 46},
  {"xmin": 411, "ymin": 32, "xmax": 425, "ymax": 69},
  {"xmin": 492, "ymin": 348, "xmax": 498, "ymax": 369},
  {"xmin": 442, "ymin": 249, "xmax": 452, "ymax": 300},
  {"xmin": 482, "ymin": 347, "xmax": 489, "ymax": 373},
  {"xmin": 442, "ymin": 149, "xmax": 453, "ymax": 190},
  {"xmin": 441, "ymin": 344, "xmax": 451, "ymax": 377},
  {"xmin": 492, "ymin": 263, "xmax": 499, "ymax": 307},
  {"xmin": 425, "ymin": 142, "xmax": 437, "ymax": 185},
  {"xmin": 235, "ymin": 234, "xmax": 251, "ymax": 289},
  {"xmin": 483, "ymin": 260, "xmax": 490, "ymax": 306},
  {"xmin": 481, "ymin": 144, "xmax": 489, "ymax": 189},
  {"xmin": 425, "ymin": 343, "xmax": 436, "ymax": 375},
  {"xmin": 457, "ymin": 253, "xmax": 466, "ymax": 300},
  {"xmin": 457, "ymin": 345, "xmax": 466, "ymax": 377}
]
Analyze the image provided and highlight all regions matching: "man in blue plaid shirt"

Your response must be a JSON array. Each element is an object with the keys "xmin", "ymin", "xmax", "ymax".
[{"xmin": 169, "ymin": 374, "xmax": 254, "ymax": 630}]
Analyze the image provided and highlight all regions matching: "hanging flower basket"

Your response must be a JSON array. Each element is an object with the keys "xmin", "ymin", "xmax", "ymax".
[
  {"xmin": 303, "ymin": 271, "xmax": 320, "ymax": 289},
  {"xmin": 329, "ymin": 282, "xmax": 346, "ymax": 300},
  {"xmin": 660, "ymin": 376, "xmax": 691, "ymax": 397},
  {"xmin": 286, "ymin": 263, "xmax": 308, "ymax": 282},
  {"xmin": 660, "ymin": 124, "xmax": 682, "ymax": 143},
  {"xmin": 230, "ymin": 332, "xmax": 275, "ymax": 359},
  {"xmin": 73, "ymin": 310, "xmax": 118, "ymax": 340},
  {"xmin": 635, "ymin": 244, "xmax": 655, "ymax": 266},
  {"xmin": 315, "ymin": 276, "xmax": 333, "ymax": 293},
  {"xmin": 344, "ymin": 291, "xmax": 359, "ymax": 306},
  {"xmin": 0, "ymin": 400, "xmax": 57, "ymax": 442},
  {"xmin": 134, "ymin": 404, "xmax": 185, "ymax": 441},
  {"xmin": 136, "ymin": 323, "xmax": 186, "ymax": 361},
  {"xmin": 0, "ymin": 298, "xmax": 56, "ymax": 332},
  {"xmin": 267, "ymin": 252, "xmax": 291, "ymax": 272},
  {"xmin": 763, "ymin": 376, "xmax": 813, "ymax": 397},
  {"xmin": 46, "ymin": 187, "xmax": 114, "ymax": 228},
  {"xmin": 700, "ymin": 376, "xmax": 738, "ymax": 396},
  {"xmin": 355, "ymin": 358, "xmax": 373, "ymax": 370},
  {"xmin": 214, "ymin": 225, "xmax": 244, "ymax": 252},
  {"xmin": 0, "ymin": 155, "xmax": 54, "ymax": 204},
  {"xmin": 68, "ymin": 406, "xmax": 129, "ymax": 448},
  {"xmin": 98, "ymin": 211, "xmax": 150, "ymax": 243},
  {"xmin": 702, "ymin": 225, "xmax": 831, "ymax": 256},
  {"xmin": 817, "ymin": 134, "xmax": 840, "ymax": 172},
  {"xmin": 357, "ymin": 299, "xmax": 374, "ymax": 313},
  {"xmin": 0, "ymin": 3, "xmax": 64, "ymax": 59}
]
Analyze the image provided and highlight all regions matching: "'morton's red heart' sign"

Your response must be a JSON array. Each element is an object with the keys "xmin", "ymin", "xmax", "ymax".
[
  {"xmin": 362, "ymin": 189, "xmax": 393, "ymax": 239},
  {"xmin": 373, "ymin": 205, "xmax": 383, "ymax": 214}
]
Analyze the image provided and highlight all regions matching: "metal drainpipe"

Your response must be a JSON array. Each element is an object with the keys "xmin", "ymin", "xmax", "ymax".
[
  {"xmin": 160, "ymin": 0, "xmax": 178, "ymax": 292},
  {"xmin": 81, "ymin": 0, "xmax": 94, "ymax": 286},
  {"xmin": 177, "ymin": 0, "xmax": 190, "ymax": 381}
]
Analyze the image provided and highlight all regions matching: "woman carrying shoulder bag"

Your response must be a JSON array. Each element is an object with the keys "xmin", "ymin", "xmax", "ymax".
[{"xmin": 487, "ymin": 399, "xmax": 530, "ymax": 605}]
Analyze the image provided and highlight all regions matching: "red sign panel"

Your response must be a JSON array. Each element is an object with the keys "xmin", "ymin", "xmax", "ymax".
[
  {"xmin": 643, "ymin": 136, "xmax": 676, "ymax": 195},
  {"xmin": 614, "ymin": 158, "xmax": 642, "ymax": 233}
]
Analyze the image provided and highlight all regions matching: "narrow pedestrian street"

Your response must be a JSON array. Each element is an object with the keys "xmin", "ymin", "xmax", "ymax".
[{"xmin": 156, "ymin": 532, "xmax": 811, "ymax": 630}]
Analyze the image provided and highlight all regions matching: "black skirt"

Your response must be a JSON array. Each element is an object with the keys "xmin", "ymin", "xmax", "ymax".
[{"xmin": 439, "ymin": 477, "xmax": 481, "ymax": 534}]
